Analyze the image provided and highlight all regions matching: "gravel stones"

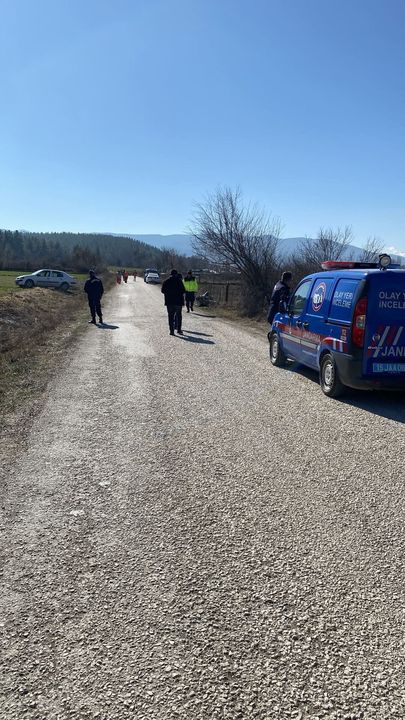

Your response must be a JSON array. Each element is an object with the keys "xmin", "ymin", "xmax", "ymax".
[{"xmin": 1, "ymin": 282, "xmax": 404, "ymax": 718}]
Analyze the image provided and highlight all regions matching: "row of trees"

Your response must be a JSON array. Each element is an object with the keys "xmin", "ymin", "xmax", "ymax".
[
  {"xmin": 1, "ymin": 192, "xmax": 385, "ymax": 313},
  {"xmin": 0, "ymin": 230, "xmax": 165, "ymax": 272},
  {"xmin": 158, "ymin": 246, "xmax": 205, "ymax": 275},
  {"xmin": 190, "ymin": 187, "xmax": 384, "ymax": 315}
]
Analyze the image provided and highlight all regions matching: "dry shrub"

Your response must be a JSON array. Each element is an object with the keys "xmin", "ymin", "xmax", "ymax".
[
  {"xmin": 0, "ymin": 289, "xmax": 82, "ymax": 355},
  {"xmin": 0, "ymin": 288, "xmax": 85, "ymax": 412}
]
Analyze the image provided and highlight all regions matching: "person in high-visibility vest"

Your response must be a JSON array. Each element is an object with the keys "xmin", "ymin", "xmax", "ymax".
[{"xmin": 183, "ymin": 270, "xmax": 199, "ymax": 312}]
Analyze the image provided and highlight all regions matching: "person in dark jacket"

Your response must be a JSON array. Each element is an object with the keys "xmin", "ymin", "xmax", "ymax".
[
  {"xmin": 161, "ymin": 269, "xmax": 185, "ymax": 335},
  {"xmin": 267, "ymin": 271, "xmax": 293, "ymax": 325},
  {"xmin": 84, "ymin": 270, "xmax": 104, "ymax": 325}
]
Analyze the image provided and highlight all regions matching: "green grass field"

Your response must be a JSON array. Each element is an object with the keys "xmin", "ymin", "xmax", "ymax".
[{"xmin": 0, "ymin": 270, "xmax": 88, "ymax": 294}]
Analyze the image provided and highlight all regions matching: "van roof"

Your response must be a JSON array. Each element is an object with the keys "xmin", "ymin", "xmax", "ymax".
[{"xmin": 306, "ymin": 268, "xmax": 405, "ymax": 281}]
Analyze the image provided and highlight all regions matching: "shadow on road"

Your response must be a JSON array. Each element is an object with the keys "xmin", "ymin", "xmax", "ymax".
[
  {"xmin": 339, "ymin": 391, "xmax": 405, "ymax": 423},
  {"xmin": 192, "ymin": 312, "xmax": 217, "ymax": 318},
  {"xmin": 184, "ymin": 330, "xmax": 214, "ymax": 338},
  {"xmin": 97, "ymin": 323, "xmax": 120, "ymax": 330},
  {"xmin": 178, "ymin": 334, "xmax": 215, "ymax": 345},
  {"xmin": 281, "ymin": 360, "xmax": 405, "ymax": 423}
]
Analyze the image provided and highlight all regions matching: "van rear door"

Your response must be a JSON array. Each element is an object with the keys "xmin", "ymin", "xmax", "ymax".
[{"xmin": 363, "ymin": 271, "xmax": 405, "ymax": 377}]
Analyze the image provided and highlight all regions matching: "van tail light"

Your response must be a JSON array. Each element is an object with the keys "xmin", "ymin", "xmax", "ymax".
[{"xmin": 352, "ymin": 297, "xmax": 367, "ymax": 347}]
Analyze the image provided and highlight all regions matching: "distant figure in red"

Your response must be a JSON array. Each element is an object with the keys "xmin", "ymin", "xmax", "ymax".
[
  {"xmin": 116, "ymin": 270, "xmax": 122, "ymax": 284},
  {"xmin": 123, "ymin": 270, "xmax": 129, "ymax": 283}
]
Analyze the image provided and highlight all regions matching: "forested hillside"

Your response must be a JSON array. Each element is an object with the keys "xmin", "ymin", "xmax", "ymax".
[{"xmin": 0, "ymin": 230, "xmax": 163, "ymax": 271}]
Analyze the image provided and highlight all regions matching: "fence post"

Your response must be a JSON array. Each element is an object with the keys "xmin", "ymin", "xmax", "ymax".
[{"xmin": 225, "ymin": 284, "xmax": 229, "ymax": 303}]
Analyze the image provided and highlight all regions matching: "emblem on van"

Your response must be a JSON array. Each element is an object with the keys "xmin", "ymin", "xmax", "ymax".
[{"xmin": 312, "ymin": 282, "xmax": 327, "ymax": 312}]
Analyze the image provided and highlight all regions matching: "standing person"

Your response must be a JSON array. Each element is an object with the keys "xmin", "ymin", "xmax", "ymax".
[
  {"xmin": 116, "ymin": 270, "xmax": 122, "ymax": 284},
  {"xmin": 84, "ymin": 270, "xmax": 104, "ymax": 325},
  {"xmin": 267, "ymin": 271, "xmax": 293, "ymax": 326},
  {"xmin": 183, "ymin": 270, "xmax": 199, "ymax": 312},
  {"xmin": 161, "ymin": 269, "xmax": 185, "ymax": 336},
  {"xmin": 133, "ymin": 270, "xmax": 137, "ymax": 281},
  {"xmin": 123, "ymin": 269, "xmax": 128, "ymax": 283},
  {"xmin": 173, "ymin": 272, "xmax": 182, "ymax": 330}
]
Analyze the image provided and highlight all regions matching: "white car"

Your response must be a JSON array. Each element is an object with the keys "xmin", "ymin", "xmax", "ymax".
[
  {"xmin": 15, "ymin": 269, "xmax": 77, "ymax": 291},
  {"xmin": 145, "ymin": 272, "xmax": 161, "ymax": 284}
]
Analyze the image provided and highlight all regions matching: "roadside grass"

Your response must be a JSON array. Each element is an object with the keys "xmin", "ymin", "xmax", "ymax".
[
  {"xmin": 0, "ymin": 289, "xmax": 85, "ymax": 413},
  {"xmin": 0, "ymin": 271, "xmax": 115, "ymax": 416},
  {"xmin": 196, "ymin": 303, "xmax": 269, "ymax": 338},
  {"xmin": 0, "ymin": 271, "xmax": 26, "ymax": 294}
]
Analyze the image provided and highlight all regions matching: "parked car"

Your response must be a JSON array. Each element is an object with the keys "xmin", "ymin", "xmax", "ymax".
[
  {"xmin": 268, "ymin": 255, "xmax": 405, "ymax": 397},
  {"xmin": 144, "ymin": 267, "xmax": 159, "ymax": 282},
  {"xmin": 145, "ymin": 272, "xmax": 161, "ymax": 285},
  {"xmin": 15, "ymin": 269, "xmax": 77, "ymax": 291}
]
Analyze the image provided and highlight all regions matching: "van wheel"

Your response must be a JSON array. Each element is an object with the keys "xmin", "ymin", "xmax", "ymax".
[
  {"xmin": 24, "ymin": 279, "xmax": 34, "ymax": 288},
  {"xmin": 320, "ymin": 353, "xmax": 344, "ymax": 398},
  {"xmin": 269, "ymin": 332, "xmax": 286, "ymax": 367},
  {"xmin": 60, "ymin": 282, "xmax": 69, "ymax": 292}
]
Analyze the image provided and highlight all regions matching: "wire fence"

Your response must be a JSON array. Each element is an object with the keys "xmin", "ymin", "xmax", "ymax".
[
  {"xmin": 197, "ymin": 279, "xmax": 242, "ymax": 306},
  {"xmin": 159, "ymin": 272, "xmax": 244, "ymax": 307}
]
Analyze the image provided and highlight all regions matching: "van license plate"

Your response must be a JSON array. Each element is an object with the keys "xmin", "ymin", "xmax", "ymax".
[{"xmin": 372, "ymin": 363, "xmax": 405, "ymax": 373}]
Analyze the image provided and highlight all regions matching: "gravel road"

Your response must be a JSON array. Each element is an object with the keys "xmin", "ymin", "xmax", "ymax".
[{"xmin": 1, "ymin": 280, "xmax": 404, "ymax": 720}]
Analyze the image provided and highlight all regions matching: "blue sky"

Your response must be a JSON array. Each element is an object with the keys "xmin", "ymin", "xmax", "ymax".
[{"xmin": 1, "ymin": 0, "xmax": 405, "ymax": 251}]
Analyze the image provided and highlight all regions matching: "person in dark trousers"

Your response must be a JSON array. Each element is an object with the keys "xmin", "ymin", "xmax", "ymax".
[
  {"xmin": 161, "ymin": 269, "xmax": 185, "ymax": 335},
  {"xmin": 84, "ymin": 270, "xmax": 104, "ymax": 325},
  {"xmin": 183, "ymin": 270, "xmax": 199, "ymax": 312},
  {"xmin": 267, "ymin": 271, "xmax": 293, "ymax": 325}
]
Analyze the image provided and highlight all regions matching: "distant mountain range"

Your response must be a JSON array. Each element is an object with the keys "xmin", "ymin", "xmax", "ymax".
[
  {"xmin": 111, "ymin": 233, "xmax": 405, "ymax": 264},
  {"xmin": 109, "ymin": 234, "xmax": 193, "ymax": 255},
  {"xmin": 111, "ymin": 233, "xmax": 310, "ymax": 256}
]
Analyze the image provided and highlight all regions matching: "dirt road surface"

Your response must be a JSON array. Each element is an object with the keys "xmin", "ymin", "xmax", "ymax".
[{"xmin": 1, "ymin": 281, "xmax": 404, "ymax": 719}]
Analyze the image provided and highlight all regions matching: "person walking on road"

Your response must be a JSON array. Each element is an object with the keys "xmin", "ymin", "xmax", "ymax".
[
  {"xmin": 161, "ymin": 269, "xmax": 185, "ymax": 336},
  {"xmin": 267, "ymin": 271, "xmax": 293, "ymax": 325},
  {"xmin": 84, "ymin": 270, "xmax": 104, "ymax": 325},
  {"xmin": 183, "ymin": 270, "xmax": 199, "ymax": 312}
]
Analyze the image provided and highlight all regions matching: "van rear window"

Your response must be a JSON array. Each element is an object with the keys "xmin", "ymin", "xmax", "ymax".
[{"xmin": 329, "ymin": 279, "xmax": 360, "ymax": 322}]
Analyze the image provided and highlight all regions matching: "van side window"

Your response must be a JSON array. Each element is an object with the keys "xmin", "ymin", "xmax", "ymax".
[
  {"xmin": 329, "ymin": 279, "xmax": 360, "ymax": 322},
  {"xmin": 289, "ymin": 280, "xmax": 313, "ymax": 315}
]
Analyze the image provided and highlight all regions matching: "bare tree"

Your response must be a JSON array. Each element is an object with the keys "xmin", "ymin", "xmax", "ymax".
[
  {"xmin": 189, "ymin": 187, "xmax": 281, "ymax": 314},
  {"xmin": 358, "ymin": 236, "xmax": 384, "ymax": 263},
  {"xmin": 160, "ymin": 246, "xmax": 181, "ymax": 271},
  {"xmin": 160, "ymin": 247, "xmax": 193, "ymax": 275},
  {"xmin": 283, "ymin": 251, "xmax": 315, "ymax": 286},
  {"xmin": 298, "ymin": 226, "xmax": 353, "ymax": 272}
]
